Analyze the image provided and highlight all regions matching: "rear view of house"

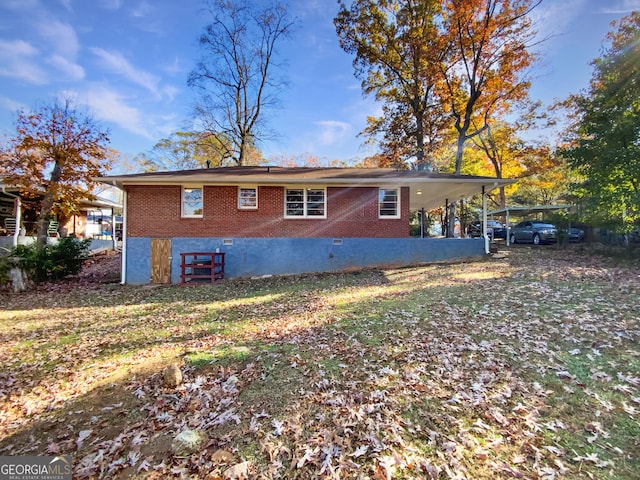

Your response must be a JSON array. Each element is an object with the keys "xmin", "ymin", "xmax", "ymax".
[{"xmin": 97, "ymin": 166, "xmax": 513, "ymax": 284}]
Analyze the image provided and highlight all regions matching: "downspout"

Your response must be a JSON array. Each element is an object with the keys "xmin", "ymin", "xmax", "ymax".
[{"xmin": 120, "ymin": 188, "xmax": 127, "ymax": 285}]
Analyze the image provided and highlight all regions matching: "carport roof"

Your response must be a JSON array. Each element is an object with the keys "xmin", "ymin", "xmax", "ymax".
[
  {"xmin": 97, "ymin": 166, "xmax": 516, "ymax": 211},
  {"xmin": 1, "ymin": 177, "xmax": 121, "ymax": 209},
  {"xmin": 488, "ymin": 205, "xmax": 574, "ymax": 216}
]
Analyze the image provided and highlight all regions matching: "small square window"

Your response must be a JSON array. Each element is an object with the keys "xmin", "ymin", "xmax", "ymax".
[
  {"xmin": 182, "ymin": 187, "xmax": 203, "ymax": 217},
  {"xmin": 379, "ymin": 188, "xmax": 399, "ymax": 218},
  {"xmin": 238, "ymin": 187, "xmax": 258, "ymax": 209}
]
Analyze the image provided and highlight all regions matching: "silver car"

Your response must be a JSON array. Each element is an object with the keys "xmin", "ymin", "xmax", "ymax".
[{"xmin": 509, "ymin": 221, "xmax": 557, "ymax": 245}]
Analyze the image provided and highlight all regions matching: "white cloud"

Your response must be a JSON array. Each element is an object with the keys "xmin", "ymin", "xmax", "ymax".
[
  {"xmin": 75, "ymin": 84, "xmax": 181, "ymax": 142},
  {"xmin": 0, "ymin": 39, "xmax": 49, "ymax": 84},
  {"xmin": 0, "ymin": 95, "xmax": 26, "ymax": 113},
  {"xmin": 162, "ymin": 85, "xmax": 180, "ymax": 102},
  {"xmin": 598, "ymin": 0, "xmax": 640, "ymax": 13},
  {"xmin": 161, "ymin": 57, "xmax": 186, "ymax": 76},
  {"xmin": 48, "ymin": 54, "xmax": 85, "ymax": 81},
  {"xmin": 530, "ymin": 0, "xmax": 587, "ymax": 42},
  {"xmin": 30, "ymin": 19, "xmax": 86, "ymax": 81},
  {"xmin": 35, "ymin": 19, "xmax": 80, "ymax": 58},
  {"xmin": 314, "ymin": 120, "xmax": 352, "ymax": 146},
  {"xmin": 130, "ymin": 1, "xmax": 152, "ymax": 18},
  {"xmin": 100, "ymin": 0, "xmax": 122, "ymax": 11},
  {"xmin": 0, "ymin": 0, "xmax": 40, "ymax": 11},
  {"xmin": 90, "ymin": 47, "xmax": 161, "ymax": 98},
  {"xmin": 80, "ymin": 85, "xmax": 151, "ymax": 138}
]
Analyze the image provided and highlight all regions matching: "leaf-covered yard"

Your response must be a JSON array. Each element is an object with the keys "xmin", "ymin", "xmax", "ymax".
[{"xmin": 1, "ymin": 247, "xmax": 639, "ymax": 479}]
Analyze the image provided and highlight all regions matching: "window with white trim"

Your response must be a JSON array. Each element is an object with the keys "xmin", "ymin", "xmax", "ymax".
[
  {"xmin": 182, "ymin": 186, "xmax": 203, "ymax": 217},
  {"xmin": 238, "ymin": 186, "xmax": 258, "ymax": 209},
  {"xmin": 378, "ymin": 188, "xmax": 399, "ymax": 218},
  {"xmin": 285, "ymin": 187, "xmax": 326, "ymax": 218}
]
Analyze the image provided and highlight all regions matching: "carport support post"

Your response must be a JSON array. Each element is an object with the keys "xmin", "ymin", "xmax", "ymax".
[
  {"xmin": 110, "ymin": 207, "xmax": 116, "ymax": 251},
  {"xmin": 506, "ymin": 209, "xmax": 511, "ymax": 246},
  {"xmin": 13, "ymin": 197, "xmax": 22, "ymax": 248},
  {"xmin": 444, "ymin": 198, "xmax": 449, "ymax": 237},
  {"xmin": 482, "ymin": 186, "xmax": 489, "ymax": 254}
]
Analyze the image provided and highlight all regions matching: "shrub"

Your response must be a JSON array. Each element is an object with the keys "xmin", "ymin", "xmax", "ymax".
[
  {"xmin": 0, "ymin": 254, "xmax": 13, "ymax": 285},
  {"xmin": 14, "ymin": 236, "xmax": 91, "ymax": 283}
]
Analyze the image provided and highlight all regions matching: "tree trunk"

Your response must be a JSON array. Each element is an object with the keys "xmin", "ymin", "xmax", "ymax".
[
  {"xmin": 415, "ymin": 111, "xmax": 426, "ymax": 168},
  {"xmin": 36, "ymin": 192, "xmax": 54, "ymax": 246},
  {"xmin": 37, "ymin": 159, "xmax": 64, "ymax": 245},
  {"xmin": 9, "ymin": 265, "xmax": 28, "ymax": 293},
  {"xmin": 447, "ymin": 133, "xmax": 467, "ymax": 236}
]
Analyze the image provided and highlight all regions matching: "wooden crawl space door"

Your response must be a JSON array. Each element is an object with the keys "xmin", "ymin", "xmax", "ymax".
[{"xmin": 151, "ymin": 238, "xmax": 172, "ymax": 284}]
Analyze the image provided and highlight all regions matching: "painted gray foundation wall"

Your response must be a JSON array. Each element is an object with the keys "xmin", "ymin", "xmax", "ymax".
[{"xmin": 124, "ymin": 237, "xmax": 486, "ymax": 284}]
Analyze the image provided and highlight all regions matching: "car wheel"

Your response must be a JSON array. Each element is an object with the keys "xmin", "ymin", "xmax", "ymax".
[
  {"xmin": 533, "ymin": 233, "xmax": 541, "ymax": 245},
  {"xmin": 510, "ymin": 233, "xmax": 516, "ymax": 244}
]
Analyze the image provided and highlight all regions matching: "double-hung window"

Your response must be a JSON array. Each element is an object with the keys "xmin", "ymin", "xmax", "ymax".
[
  {"xmin": 238, "ymin": 186, "xmax": 258, "ymax": 209},
  {"xmin": 182, "ymin": 186, "xmax": 203, "ymax": 217},
  {"xmin": 378, "ymin": 188, "xmax": 400, "ymax": 218},
  {"xmin": 285, "ymin": 187, "xmax": 326, "ymax": 218}
]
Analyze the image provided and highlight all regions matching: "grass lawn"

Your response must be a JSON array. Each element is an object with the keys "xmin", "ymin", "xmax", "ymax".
[{"xmin": 0, "ymin": 247, "xmax": 638, "ymax": 479}]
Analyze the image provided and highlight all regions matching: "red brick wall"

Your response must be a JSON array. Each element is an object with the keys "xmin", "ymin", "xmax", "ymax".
[{"xmin": 125, "ymin": 185, "xmax": 409, "ymax": 238}]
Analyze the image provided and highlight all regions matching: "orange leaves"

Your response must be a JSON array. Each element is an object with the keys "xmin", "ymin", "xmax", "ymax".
[
  {"xmin": 336, "ymin": 0, "xmax": 540, "ymax": 170},
  {"xmin": 0, "ymin": 98, "xmax": 111, "ymax": 238}
]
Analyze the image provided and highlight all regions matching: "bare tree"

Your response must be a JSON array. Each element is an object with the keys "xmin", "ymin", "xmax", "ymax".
[{"xmin": 188, "ymin": 0, "xmax": 294, "ymax": 166}]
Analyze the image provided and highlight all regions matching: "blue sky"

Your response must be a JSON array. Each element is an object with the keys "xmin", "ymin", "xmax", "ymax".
[{"xmin": 0, "ymin": 0, "xmax": 638, "ymax": 170}]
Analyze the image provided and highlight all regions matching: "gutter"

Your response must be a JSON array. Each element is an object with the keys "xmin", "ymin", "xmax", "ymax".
[{"xmin": 120, "ymin": 189, "xmax": 127, "ymax": 285}]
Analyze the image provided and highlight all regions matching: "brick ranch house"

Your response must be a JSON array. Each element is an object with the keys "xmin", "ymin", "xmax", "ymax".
[{"xmin": 97, "ymin": 166, "xmax": 513, "ymax": 284}]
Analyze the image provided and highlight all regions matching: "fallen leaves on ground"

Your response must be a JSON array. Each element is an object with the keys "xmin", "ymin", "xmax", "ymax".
[{"xmin": 0, "ymin": 246, "xmax": 639, "ymax": 479}]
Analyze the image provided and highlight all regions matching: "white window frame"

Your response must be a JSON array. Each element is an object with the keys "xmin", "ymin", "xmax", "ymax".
[
  {"xmin": 238, "ymin": 186, "xmax": 258, "ymax": 210},
  {"xmin": 284, "ymin": 186, "xmax": 327, "ymax": 219},
  {"xmin": 181, "ymin": 185, "xmax": 203, "ymax": 218},
  {"xmin": 378, "ymin": 187, "xmax": 400, "ymax": 219}
]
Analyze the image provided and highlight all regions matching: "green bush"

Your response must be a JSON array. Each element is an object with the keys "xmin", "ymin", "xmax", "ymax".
[
  {"xmin": 0, "ymin": 254, "xmax": 14, "ymax": 285},
  {"xmin": 14, "ymin": 236, "xmax": 91, "ymax": 283}
]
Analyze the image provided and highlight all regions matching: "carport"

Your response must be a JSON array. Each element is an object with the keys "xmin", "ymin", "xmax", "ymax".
[{"xmin": 488, "ymin": 205, "xmax": 574, "ymax": 246}]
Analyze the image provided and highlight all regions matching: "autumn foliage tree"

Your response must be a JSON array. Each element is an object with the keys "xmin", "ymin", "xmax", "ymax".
[
  {"xmin": 441, "ymin": 0, "xmax": 540, "ymax": 234},
  {"xmin": 442, "ymin": 0, "xmax": 539, "ymax": 175},
  {"xmin": 335, "ymin": 0, "xmax": 539, "ymax": 172},
  {"xmin": 336, "ymin": 0, "xmax": 541, "ymax": 235},
  {"xmin": 335, "ymin": 0, "xmax": 448, "ymax": 169},
  {"xmin": 468, "ymin": 106, "xmax": 546, "ymax": 209},
  {"xmin": 561, "ymin": 12, "xmax": 640, "ymax": 231},
  {"xmin": 0, "ymin": 99, "xmax": 110, "ymax": 245},
  {"xmin": 135, "ymin": 131, "xmax": 235, "ymax": 172}
]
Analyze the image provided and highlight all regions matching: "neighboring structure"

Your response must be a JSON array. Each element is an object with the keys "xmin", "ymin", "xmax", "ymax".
[
  {"xmin": 97, "ymin": 166, "xmax": 514, "ymax": 284},
  {"xmin": 0, "ymin": 178, "xmax": 121, "ymax": 250}
]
